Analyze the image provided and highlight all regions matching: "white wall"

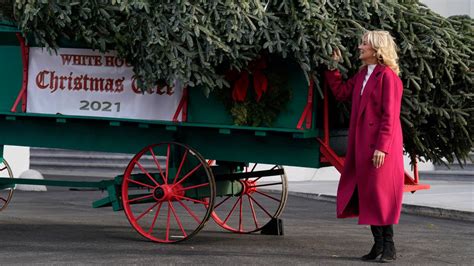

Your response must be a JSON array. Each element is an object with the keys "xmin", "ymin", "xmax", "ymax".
[{"xmin": 1, "ymin": 146, "xmax": 29, "ymax": 178}]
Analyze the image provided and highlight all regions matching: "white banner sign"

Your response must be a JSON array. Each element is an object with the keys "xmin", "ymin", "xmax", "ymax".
[{"xmin": 27, "ymin": 47, "xmax": 183, "ymax": 121}]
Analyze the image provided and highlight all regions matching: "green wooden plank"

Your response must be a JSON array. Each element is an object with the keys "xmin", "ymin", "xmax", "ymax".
[
  {"xmin": 107, "ymin": 184, "xmax": 122, "ymax": 211},
  {"xmin": 166, "ymin": 125, "xmax": 177, "ymax": 131},
  {"xmin": 0, "ymin": 114, "xmax": 321, "ymax": 167},
  {"xmin": 92, "ymin": 197, "xmax": 113, "ymax": 208},
  {"xmin": 0, "ymin": 177, "xmax": 113, "ymax": 189},
  {"xmin": 293, "ymin": 130, "xmax": 319, "ymax": 139},
  {"xmin": 219, "ymin": 128, "xmax": 231, "ymax": 134},
  {"xmin": 109, "ymin": 121, "xmax": 121, "ymax": 127},
  {"xmin": 0, "ymin": 183, "xmax": 14, "ymax": 190},
  {"xmin": 0, "ymin": 111, "xmax": 317, "ymax": 136},
  {"xmin": 0, "ymin": 21, "xmax": 19, "ymax": 32}
]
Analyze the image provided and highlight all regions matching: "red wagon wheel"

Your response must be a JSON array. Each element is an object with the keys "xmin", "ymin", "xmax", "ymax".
[
  {"xmin": 0, "ymin": 159, "xmax": 14, "ymax": 211},
  {"xmin": 211, "ymin": 164, "xmax": 288, "ymax": 233},
  {"xmin": 122, "ymin": 142, "xmax": 216, "ymax": 243}
]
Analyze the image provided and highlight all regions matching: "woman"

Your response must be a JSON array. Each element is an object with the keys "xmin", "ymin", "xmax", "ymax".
[{"xmin": 325, "ymin": 30, "xmax": 404, "ymax": 263}]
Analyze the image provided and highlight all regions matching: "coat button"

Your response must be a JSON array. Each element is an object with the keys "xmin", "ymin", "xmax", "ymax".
[
  {"xmin": 369, "ymin": 122, "xmax": 374, "ymax": 126},
  {"xmin": 370, "ymin": 144, "xmax": 375, "ymax": 148}
]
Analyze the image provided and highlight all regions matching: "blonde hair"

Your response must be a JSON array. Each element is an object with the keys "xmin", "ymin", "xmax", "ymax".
[{"xmin": 363, "ymin": 30, "xmax": 400, "ymax": 75}]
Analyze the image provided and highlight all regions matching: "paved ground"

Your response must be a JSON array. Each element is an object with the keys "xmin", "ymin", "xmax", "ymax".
[
  {"xmin": 0, "ymin": 189, "xmax": 473, "ymax": 265},
  {"xmin": 285, "ymin": 180, "xmax": 474, "ymax": 214}
]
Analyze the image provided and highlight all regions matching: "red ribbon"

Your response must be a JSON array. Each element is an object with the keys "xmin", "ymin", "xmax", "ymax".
[
  {"xmin": 253, "ymin": 70, "xmax": 268, "ymax": 102},
  {"xmin": 232, "ymin": 71, "xmax": 249, "ymax": 102},
  {"xmin": 227, "ymin": 56, "xmax": 268, "ymax": 102}
]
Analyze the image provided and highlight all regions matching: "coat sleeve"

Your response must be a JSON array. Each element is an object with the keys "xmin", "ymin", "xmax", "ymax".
[
  {"xmin": 375, "ymin": 72, "xmax": 402, "ymax": 154},
  {"xmin": 324, "ymin": 70, "xmax": 357, "ymax": 101}
]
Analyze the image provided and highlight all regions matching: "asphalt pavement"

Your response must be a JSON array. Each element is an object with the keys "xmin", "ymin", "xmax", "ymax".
[
  {"xmin": 0, "ymin": 189, "xmax": 473, "ymax": 265},
  {"xmin": 285, "ymin": 179, "xmax": 474, "ymax": 222}
]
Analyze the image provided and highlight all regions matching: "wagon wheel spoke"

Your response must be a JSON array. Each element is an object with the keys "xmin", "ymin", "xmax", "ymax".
[
  {"xmin": 148, "ymin": 202, "xmax": 163, "ymax": 234},
  {"xmin": 149, "ymin": 148, "xmax": 166, "ymax": 183},
  {"xmin": 165, "ymin": 202, "xmax": 171, "ymax": 241},
  {"xmin": 239, "ymin": 195, "xmax": 244, "ymax": 232},
  {"xmin": 128, "ymin": 179, "xmax": 156, "ymax": 189},
  {"xmin": 248, "ymin": 182, "xmax": 283, "ymax": 188},
  {"xmin": 210, "ymin": 164, "xmax": 288, "ymax": 233},
  {"xmin": 254, "ymin": 190, "xmax": 282, "ymax": 202},
  {"xmin": 122, "ymin": 142, "xmax": 215, "ymax": 243},
  {"xmin": 172, "ymin": 163, "xmax": 203, "ymax": 187},
  {"xmin": 251, "ymin": 163, "xmax": 258, "ymax": 172},
  {"xmin": 176, "ymin": 198, "xmax": 201, "ymax": 224},
  {"xmin": 165, "ymin": 144, "xmax": 171, "ymax": 184},
  {"xmin": 127, "ymin": 194, "xmax": 154, "ymax": 204},
  {"xmin": 173, "ymin": 150, "xmax": 188, "ymax": 184},
  {"xmin": 136, "ymin": 202, "xmax": 160, "ymax": 221},
  {"xmin": 175, "ymin": 182, "xmax": 209, "ymax": 192},
  {"xmin": 0, "ymin": 160, "xmax": 14, "ymax": 212},
  {"xmin": 175, "ymin": 195, "xmax": 208, "ymax": 205},
  {"xmin": 169, "ymin": 201, "xmax": 187, "ymax": 237},
  {"xmin": 248, "ymin": 195, "xmax": 259, "ymax": 228},
  {"xmin": 214, "ymin": 196, "xmax": 232, "ymax": 209},
  {"xmin": 223, "ymin": 195, "xmax": 243, "ymax": 224},
  {"xmin": 248, "ymin": 194, "xmax": 273, "ymax": 218},
  {"xmin": 135, "ymin": 161, "xmax": 160, "ymax": 187}
]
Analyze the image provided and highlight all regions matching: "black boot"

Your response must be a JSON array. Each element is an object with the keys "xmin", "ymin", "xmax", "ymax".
[
  {"xmin": 361, "ymin": 225, "xmax": 384, "ymax": 261},
  {"xmin": 380, "ymin": 225, "xmax": 396, "ymax": 263}
]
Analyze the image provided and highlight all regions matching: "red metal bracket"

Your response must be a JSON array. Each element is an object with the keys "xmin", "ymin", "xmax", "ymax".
[
  {"xmin": 296, "ymin": 79, "xmax": 314, "ymax": 129},
  {"xmin": 172, "ymin": 86, "xmax": 188, "ymax": 122},
  {"xmin": 317, "ymin": 80, "xmax": 345, "ymax": 171},
  {"xmin": 317, "ymin": 138, "xmax": 345, "ymax": 172},
  {"xmin": 11, "ymin": 33, "xmax": 29, "ymax": 113},
  {"xmin": 403, "ymin": 158, "xmax": 431, "ymax": 192}
]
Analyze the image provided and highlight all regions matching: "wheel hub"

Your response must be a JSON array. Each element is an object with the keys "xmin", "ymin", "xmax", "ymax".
[
  {"xmin": 152, "ymin": 184, "xmax": 184, "ymax": 201},
  {"xmin": 240, "ymin": 179, "xmax": 257, "ymax": 195},
  {"xmin": 153, "ymin": 187, "xmax": 165, "ymax": 200}
]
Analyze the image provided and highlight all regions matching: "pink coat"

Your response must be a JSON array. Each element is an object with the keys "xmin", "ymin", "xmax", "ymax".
[{"xmin": 325, "ymin": 64, "xmax": 404, "ymax": 225}]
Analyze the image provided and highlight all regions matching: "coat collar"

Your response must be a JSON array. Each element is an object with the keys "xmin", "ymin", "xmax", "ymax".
[{"xmin": 357, "ymin": 64, "xmax": 385, "ymax": 120}]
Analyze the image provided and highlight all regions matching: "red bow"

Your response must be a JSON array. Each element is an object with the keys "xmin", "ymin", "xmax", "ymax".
[{"xmin": 226, "ymin": 57, "xmax": 268, "ymax": 102}]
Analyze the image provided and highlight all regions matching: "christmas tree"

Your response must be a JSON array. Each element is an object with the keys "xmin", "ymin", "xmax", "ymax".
[{"xmin": 1, "ymin": 0, "xmax": 472, "ymax": 165}]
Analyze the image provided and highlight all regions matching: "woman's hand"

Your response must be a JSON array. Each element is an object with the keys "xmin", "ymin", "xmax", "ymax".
[
  {"xmin": 331, "ymin": 48, "xmax": 342, "ymax": 63},
  {"xmin": 372, "ymin": 149, "xmax": 386, "ymax": 168},
  {"xmin": 328, "ymin": 48, "xmax": 342, "ymax": 71}
]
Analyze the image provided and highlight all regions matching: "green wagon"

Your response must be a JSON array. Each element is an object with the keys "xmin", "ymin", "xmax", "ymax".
[{"xmin": 0, "ymin": 21, "xmax": 428, "ymax": 243}]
